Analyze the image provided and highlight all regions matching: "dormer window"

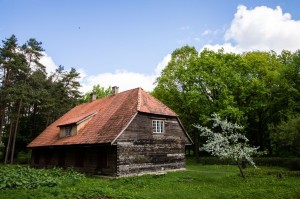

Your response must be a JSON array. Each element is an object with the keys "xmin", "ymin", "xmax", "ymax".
[
  {"xmin": 57, "ymin": 112, "xmax": 97, "ymax": 138},
  {"xmin": 152, "ymin": 120, "xmax": 164, "ymax": 133},
  {"xmin": 65, "ymin": 127, "xmax": 71, "ymax": 137}
]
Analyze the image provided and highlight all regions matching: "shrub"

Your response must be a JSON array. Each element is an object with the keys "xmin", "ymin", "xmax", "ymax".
[
  {"xmin": 197, "ymin": 156, "xmax": 300, "ymax": 171},
  {"xmin": 197, "ymin": 157, "xmax": 235, "ymax": 165},
  {"xmin": 0, "ymin": 165, "xmax": 84, "ymax": 190},
  {"xmin": 17, "ymin": 151, "xmax": 30, "ymax": 164},
  {"xmin": 284, "ymin": 159, "xmax": 300, "ymax": 171}
]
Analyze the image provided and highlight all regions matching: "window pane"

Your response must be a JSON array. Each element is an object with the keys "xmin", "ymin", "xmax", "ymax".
[
  {"xmin": 66, "ymin": 127, "xmax": 71, "ymax": 136},
  {"xmin": 152, "ymin": 120, "xmax": 164, "ymax": 133},
  {"xmin": 152, "ymin": 120, "xmax": 156, "ymax": 132},
  {"xmin": 158, "ymin": 121, "xmax": 161, "ymax": 132}
]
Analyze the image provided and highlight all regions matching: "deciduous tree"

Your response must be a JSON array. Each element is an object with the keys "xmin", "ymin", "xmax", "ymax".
[{"xmin": 194, "ymin": 113, "xmax": 258, "ymax": 179}]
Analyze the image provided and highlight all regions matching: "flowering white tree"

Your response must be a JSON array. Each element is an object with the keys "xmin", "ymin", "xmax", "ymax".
[{"xmin": 194, "ymin": 113, "xmax": 258, "ymax": 179}]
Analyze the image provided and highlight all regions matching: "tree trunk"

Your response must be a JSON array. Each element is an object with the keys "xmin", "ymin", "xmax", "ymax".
[
  {"xmin": 0, "ymin": 109, "xmax": 4, "ymax": 148},
  {"xmin": 236, "ymin": 161, "xmax": 246, "ymax": 179},
  {"xmin": 10, "ymin": 99, "xmax": 22, "ymax": 164},
  {"xmin": 46, "ymin": 115, "xmax": 50, "ymax": 128},
  {"xmin": 4, "ymin": 122, "xmax": 13, "ymax": 164},
  {"xmin": 194, "ymin": 132, "xmax": 199, "ymax": 159},
  {"xmin": 31, "ymin": 103, "xmax": 37, "ymax": 137},
  {"xmin": 0, "ymin": 108, "xmax": 4, "ymax": 150},
  {"xmin": 1, "ymin": 69, "xmax": 11, "ymax": 141}
]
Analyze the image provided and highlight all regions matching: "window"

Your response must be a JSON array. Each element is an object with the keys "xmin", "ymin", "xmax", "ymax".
[
  {"xmin": 152, "ymin": 120, "xmax": 164, "ymax": 133},
  {"xmin": 65, "ymin": 127, "xmax": 71, "ymax": 137}
]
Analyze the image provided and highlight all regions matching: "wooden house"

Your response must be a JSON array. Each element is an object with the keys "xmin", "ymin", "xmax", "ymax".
[{"xmin": 27, "ymin": 87, "xmax": 192, "ymax": 176}]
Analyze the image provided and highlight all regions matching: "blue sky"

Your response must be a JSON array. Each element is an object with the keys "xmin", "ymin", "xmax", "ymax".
[{"xmin": 1, "ymin": 0, "xmax": 300, "ymax": 92}]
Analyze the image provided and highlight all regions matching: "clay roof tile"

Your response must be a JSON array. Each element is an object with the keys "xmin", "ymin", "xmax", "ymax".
[{"xmin": 27, "ymin": 87, "xmax": 178, "ymax": 148}]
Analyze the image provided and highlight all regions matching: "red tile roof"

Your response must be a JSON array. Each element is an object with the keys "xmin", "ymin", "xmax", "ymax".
[
  {"xmin": 57, "ymin": 112, "xmax": 97, "ymax": 127},
  {"xmin": 27, "ymin": 88, "xmax": 178, "ymax": 148}
]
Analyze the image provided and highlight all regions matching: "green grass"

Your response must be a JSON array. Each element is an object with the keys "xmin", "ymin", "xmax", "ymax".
[{"xmin": 1, "ymin": 159, "xmax": 300, "ymax": 199}]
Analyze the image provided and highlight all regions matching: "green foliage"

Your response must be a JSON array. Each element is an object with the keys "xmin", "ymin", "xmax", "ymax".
[
  {"xmin": 0, "ymin": 165, "xmax": 84, "ymax": 190},
  {"xmin": 79, "ymin": 84, "xmax": 111, "ymax": 103},
  {"xmin": 0, "ymin": 163, "xmax": 300, "ymax": 199},
  {"xmin": 196, "ymin": 156, "xmax": 236, "ymax": 165},
  {"xmin": 255, "ymin": 158, "xmax": 300, "ymax": 171},
  {"xmin": 197, "ymin": 157, "xmax": 300, "ymax": 171},
  {"xmin": 0, "ymin": 35, "xmax": 82, "ymax": 162},
  {"xmin": 153, "ymin": 46, "xmax": 300, "ymax": 157},
  {"xmin": 270, "ymin": 114, "xmax": 300, "ymax": 156},
  {"xmin": 16, "ymin": 151, "xmax": 30, "ymax": 164}
]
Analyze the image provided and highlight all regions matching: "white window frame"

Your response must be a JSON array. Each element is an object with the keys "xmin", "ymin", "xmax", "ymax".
[
  {"xmin": 152, "ymin": 120, "xmax": 164, "ymax": 133},
  {"xmin": 65, "ymin": 127, "xmax": 71, "ymax": 137}
]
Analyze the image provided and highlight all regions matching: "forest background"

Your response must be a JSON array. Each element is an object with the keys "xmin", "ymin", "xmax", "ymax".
[{"xmin": 0, "ymin": 35, "xmax": 299, "ymax": 163}]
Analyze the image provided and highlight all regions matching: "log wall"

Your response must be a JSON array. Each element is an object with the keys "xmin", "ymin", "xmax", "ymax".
[{"xmin": 116, "ymin": 113, "xmax": 188, "ymax": 176}]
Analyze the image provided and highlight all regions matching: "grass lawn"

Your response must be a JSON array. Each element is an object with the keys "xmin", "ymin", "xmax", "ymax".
[{"xmin": 0, "ymin": 159, "xmax": 300, "ymax": 199}]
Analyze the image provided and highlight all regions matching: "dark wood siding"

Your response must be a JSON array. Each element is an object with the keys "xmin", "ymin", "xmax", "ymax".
[
  {"xmin": 115, "ymin": 113, "xmax": 188, "ymax": 176},
  {"xmin": 30, "ymin": 145, "xmax": 117, "ymax": 176},
  {"xmin": 75, "ymin": 147, "xmax": 85, "ymax": 167}
]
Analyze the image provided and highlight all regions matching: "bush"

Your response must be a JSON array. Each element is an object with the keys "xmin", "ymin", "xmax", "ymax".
[
  {"xmin": 254, "ymin": 157, "xmax": 300, "ymax": 171},
  {"xmin": 197, "ymin": 156, "xmax": 300, "ymax": 171},
  {"xmin": 17, "ymin": 151, "xmax": 30, "ymax": 164},
  {"xmin": 0, "ymin": 165, "xmax": 84, "ymax": 190},
  {"xmin": 197, "ymin": 157, "xmax": 235, "ymax": 165},
  {"xmin": 284, "ymin": 159, "xmax": 300, "ymax": 171}
]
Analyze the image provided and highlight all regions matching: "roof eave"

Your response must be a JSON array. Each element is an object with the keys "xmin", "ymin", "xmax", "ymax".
[
  {"xmin": 176, "ymin": 117, "xmax": 193, "ymax": 145},
  {"xmin": 137, "ymin": 111, "xmax": 178, "ymax": 117}
]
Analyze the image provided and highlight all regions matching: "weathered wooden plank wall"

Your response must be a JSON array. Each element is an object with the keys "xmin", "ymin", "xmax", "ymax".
[
  {"xmin": 31, "ymin": 145, "xmax": 117, "ymax": 175},
  {"xmin": 116, "ymin": 113, "xmax": 188, "ymax": 176}
]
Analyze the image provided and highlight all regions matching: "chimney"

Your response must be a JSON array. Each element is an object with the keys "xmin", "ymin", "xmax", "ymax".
[
  {"xmin": 111, "ymin": 86, "xmax": 119, "ymax": 95},
  {"xmin": 90, "ymin": 93, "xmax": 96, "ymax": 102}
]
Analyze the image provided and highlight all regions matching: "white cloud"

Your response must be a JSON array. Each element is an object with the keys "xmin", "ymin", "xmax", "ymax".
[
  {"xmin": 39, "ymin": 52, "xmax": 58, "ymax": 75},
  {"xmin": 201, "ymin": 29, "xmax": 220, "ymax": 36},
  {"xmin": 154, "ymin": 54, "xmax": 171, "ymax": 75},
  {"xmin": 77, "ymin": 68, "xmax": 88, "ymax": 82},
  {"xmin": 201, "ymin": 30, "xmax": 211, "ymax": 36},
  {"xmin": 38, "ymin": 52, "xmax": 171, "ymax": 94},
  {"xmin": 80, "ymin": 70, "xmax": 156, "ymax": 93},
  {"xmin": 202, "ymin": 43, "xmax": 242, "ymax": 53},
  {"xmin": 203, "ymin": 5, "xmax": 300, "ymax": 53},
  {"xmin": 79, "ymin": 54, "xmax": 171, "ymax": 93}
]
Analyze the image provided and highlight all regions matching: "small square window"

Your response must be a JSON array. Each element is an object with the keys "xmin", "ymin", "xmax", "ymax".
[
  {"xmin": 152, "ymin": 120, "xmax": 164, "ymax": 133},
  {"xmin": 65, "ymin": 127, "xmax": 71, "ymax": 137}
]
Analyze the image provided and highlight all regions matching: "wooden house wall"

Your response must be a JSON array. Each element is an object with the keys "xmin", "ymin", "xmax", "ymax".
[
  {"xmin": 30, "ymin": 145, "xmax": 117, "ymax": 176},
  {"xmin": 115, "ymin": 113, "xmax": 188, "ymax": 176}
]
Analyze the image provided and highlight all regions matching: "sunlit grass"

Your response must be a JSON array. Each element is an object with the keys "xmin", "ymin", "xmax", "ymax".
[{"xmin": 0, "ymin": 159, "xmax": 300, "ymax": 199}]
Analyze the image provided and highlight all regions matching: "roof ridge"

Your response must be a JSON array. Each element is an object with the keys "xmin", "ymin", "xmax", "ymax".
[{"xmin": 140, "ymin": 89, "xmax": 178, "ymax": 116}]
